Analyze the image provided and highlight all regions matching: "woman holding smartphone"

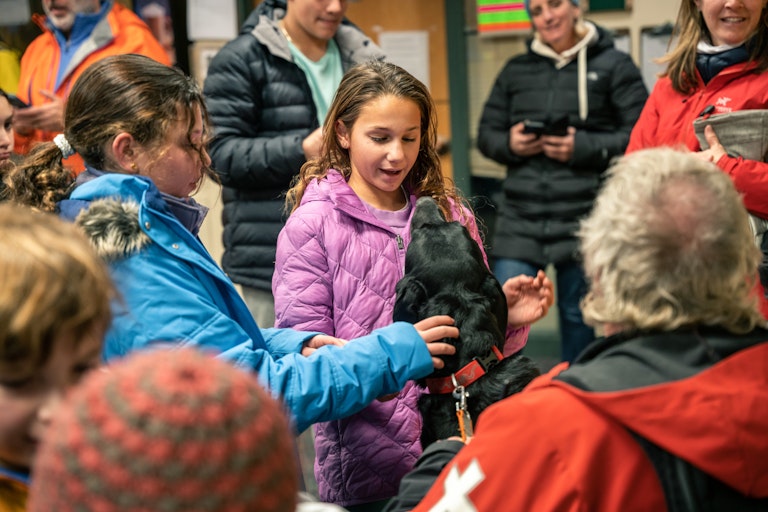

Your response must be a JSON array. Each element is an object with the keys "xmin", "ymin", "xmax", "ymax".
[{"xmin": 476, "ymin": 0, "xmax": 648, "ymax": 364}]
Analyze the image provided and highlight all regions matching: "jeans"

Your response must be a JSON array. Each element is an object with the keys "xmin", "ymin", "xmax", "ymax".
[
  {"xmin": 494, "ymin": 258, "xmax": 594, "ymax": 363},
  {"xmin": 241, "ymin": 285, "xmax": 276, "ymax": 328}
]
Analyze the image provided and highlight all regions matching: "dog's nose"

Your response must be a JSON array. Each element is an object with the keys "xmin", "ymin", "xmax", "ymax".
[{"xmin": 412, "ymin": 197, "xmax": 445, "ymax": 228}]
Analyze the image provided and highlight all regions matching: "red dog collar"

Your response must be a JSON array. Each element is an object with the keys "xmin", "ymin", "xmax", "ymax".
[{"xmin": 426, "ymin": 346, "xmax": 505, "ymax": 394}]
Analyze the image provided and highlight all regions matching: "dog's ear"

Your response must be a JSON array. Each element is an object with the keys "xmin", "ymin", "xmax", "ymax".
[
  {"xmin": 394, "ymin": 276, "xmax": 428, "ymax": 324},
  {"xmin": 482, "ymin": 275, "xmax": 508, "ymax": 334}
]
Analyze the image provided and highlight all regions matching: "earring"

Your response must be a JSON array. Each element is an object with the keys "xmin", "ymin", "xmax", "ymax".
[{"xmin": 130, "ymin": 162, "xmax": 137, "ymax": 172}]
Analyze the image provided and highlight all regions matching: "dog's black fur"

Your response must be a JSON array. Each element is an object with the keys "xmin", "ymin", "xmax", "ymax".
[{"xmin": 394, "ymin": 197, "xmax": 540, "ymax": 448}]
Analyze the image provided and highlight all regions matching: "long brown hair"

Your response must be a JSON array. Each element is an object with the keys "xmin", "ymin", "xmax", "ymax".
[
  {"xmin": 4, "ymin": 54, "xmax": 217, "ymax": 212},
  {"xmin": 660, "ymin": 0, "xmax": 768, "ymax": 95},
  {"xmin": 285, "ymin": 60, "xmax": 469, "ymax": 222}
]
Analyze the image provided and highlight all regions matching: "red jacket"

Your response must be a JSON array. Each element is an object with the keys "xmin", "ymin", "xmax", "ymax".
[
  {"xmin": 413, "ymin": 330, "xmax": 768, "ymax": 511},
  {"xmin": 15, "ymin": 2, "xmax": 170, "ymax": 171},
  {"xmin": 627, "ymin": 62, "xmax": 768, "ymax": 218},
  {"xmin": 627, "ymin": 64, "xmax": 768, "ymax": 318}
]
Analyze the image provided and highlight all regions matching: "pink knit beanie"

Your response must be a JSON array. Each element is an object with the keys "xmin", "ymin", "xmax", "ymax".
[{"xmin": 29, "ymin": 348, "xmax": 298, "ymax": 512}]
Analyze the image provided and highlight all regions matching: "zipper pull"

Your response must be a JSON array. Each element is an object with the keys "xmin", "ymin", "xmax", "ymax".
[
  {"xmin": 396, "ymin": 234, "xmax": 404, "ymax": 250},
  {"xmin": 698, "ymin": 104, "xmax": 715, "ymax": 118}
]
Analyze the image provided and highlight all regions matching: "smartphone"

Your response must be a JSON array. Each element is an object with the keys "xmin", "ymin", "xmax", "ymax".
[
  {"xmin": 544, "ymin": 116, "xmax": 569, "ymax": 136},
  {"xmin": 6, "ymin": 94, "xmax": 30, "ymax": 109},
  {"xmin": 522, "ymin": 120, "xmax": 547, "ymax": 136}
]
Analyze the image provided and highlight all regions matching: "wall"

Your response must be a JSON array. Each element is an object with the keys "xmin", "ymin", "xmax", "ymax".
[{"xmin": 346, "ymin": 0, "xmax": 453, "ymax": 178}]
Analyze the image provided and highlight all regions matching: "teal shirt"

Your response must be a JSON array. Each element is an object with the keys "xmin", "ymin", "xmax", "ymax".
[{"xmin": 287, "ymin": 39, "xmax": 343, "ymax": 125}]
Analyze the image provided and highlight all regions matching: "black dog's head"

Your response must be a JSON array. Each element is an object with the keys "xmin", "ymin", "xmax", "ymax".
[
  {"xmin": 394, "ymin": 197, "xmax": 540, "ymax": 447},
  {"xmin": 394, "ymin": 197, "xmax": 508, "ymax": 378}
]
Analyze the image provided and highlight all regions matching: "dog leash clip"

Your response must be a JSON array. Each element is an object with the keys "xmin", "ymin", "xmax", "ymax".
[{"xmin": 452, "ymin": 380, "xmax": 474, "ymax": 442}]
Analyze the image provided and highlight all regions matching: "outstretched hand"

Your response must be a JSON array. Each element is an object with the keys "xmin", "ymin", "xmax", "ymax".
[
  {"xmin": 503, "ymin": 270, "xmax": 554, "ymax": 327},
  {"xmin": 414, "ymin": 315, "xmax": 458, "ymax": 369}
]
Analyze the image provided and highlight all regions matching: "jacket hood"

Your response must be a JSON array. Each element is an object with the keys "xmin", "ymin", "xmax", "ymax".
[
  {"xmin": 542, "ymin": 327, "xmax": 768, "ymax": 495},
  {"xmin": 301, "ymin": 169, "xmax": 366, "ymax": 213},
  {"xmin": 527, "ymin": 21, "xmax": 614, "ymax": 56},
  {"xmin": 242, "ymin": 0, "xmax": 284, "ymax": 32},
  {"xmin": 76, "ymin": 198, "xmax": 151, "ymax": 261},
  {"xmin": 529, "ymin": 21, "xmax": 613, "ymax": 121},
  {"xmin": 59, "ymin": 174, "xmax": 165, "ymax": 261},
  {"xmin": 300, "ymin": 169, "xmax": 417, "ymax": 232}
]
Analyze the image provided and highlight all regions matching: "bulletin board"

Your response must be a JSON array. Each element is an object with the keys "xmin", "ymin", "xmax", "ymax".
[{"xmin": 476, "ymin": 0, "xmax": 532, "ymax": 36}]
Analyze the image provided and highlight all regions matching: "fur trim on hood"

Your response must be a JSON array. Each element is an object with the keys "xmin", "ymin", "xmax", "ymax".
[{"xmin": 75, "ymin": 198, "xmax": 151, "ymax": 262}]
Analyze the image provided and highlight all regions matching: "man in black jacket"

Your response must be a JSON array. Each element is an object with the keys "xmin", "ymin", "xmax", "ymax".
[{"xmin": 203, "ymin": 0, "xmax": 384, "ymax": 327}]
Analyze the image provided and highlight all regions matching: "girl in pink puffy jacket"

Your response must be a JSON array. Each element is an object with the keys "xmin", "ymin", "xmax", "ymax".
[{"xmin": 273, "ymin": 60, "xmax": 552, "ymax": 512}]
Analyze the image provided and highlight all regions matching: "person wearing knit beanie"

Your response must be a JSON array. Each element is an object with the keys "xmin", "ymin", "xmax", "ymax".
[
  {"xmin": 28, "ymin": 348, "xmax": 299, "ymax": 512},
  {"xmin": 524, "ymin": 0, "xmax": 579, "ymax": 18}
]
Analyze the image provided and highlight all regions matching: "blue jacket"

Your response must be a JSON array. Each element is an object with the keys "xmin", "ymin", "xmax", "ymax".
[{"xmin": 59, "ymin": 173, "xmax": 435, "ymax": 433}]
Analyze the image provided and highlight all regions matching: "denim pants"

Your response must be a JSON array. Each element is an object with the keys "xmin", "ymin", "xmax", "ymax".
[{"xmin": 494, "ymin": 258, "xmax": 594, "ymax": 363}]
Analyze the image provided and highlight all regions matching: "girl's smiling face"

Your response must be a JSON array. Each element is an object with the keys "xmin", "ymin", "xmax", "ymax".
[
  {"xmin": 695, "ymin": 0, "xmax": 768, "ymax": 46},
  {"xmin": 337, "ymin": 94, "xmax": 421, "ymax": 211}
]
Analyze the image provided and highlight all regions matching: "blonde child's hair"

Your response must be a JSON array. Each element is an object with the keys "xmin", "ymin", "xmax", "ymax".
[
  {"xmin": 578, "ymin": 147, "xmax": 764, "ymax": 333},
  {"xmin": 0, "ymin": 203, "xmax": 114, "ymax": 376},
  {"xmin": 285, "ymin": 60, "xmax": 470, "ymax": 223}
]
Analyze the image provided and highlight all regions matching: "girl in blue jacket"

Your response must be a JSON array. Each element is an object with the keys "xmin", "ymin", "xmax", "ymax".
[
  {"xmin": 274, "ymin": 61, "xmax": 553, "ymax": 511},
  {"xmin": 2, "ymin": 53, "xmax": 459, "ymax": 435}
]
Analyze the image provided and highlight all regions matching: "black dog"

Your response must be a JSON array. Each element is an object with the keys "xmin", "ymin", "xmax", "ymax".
[{"xmin": 394, "ymin": 197, "xmax": 540, "ymax": 448}]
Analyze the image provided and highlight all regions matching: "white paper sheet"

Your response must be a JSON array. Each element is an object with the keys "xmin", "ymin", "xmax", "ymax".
[
  {"xmin": 378, "ymin": 30, "xmax": 430, "ymax": 90},
  {"xmin": 187, "ymin": 0, "xmax": 238, "ymax": 41},
  {"xmin": 0, "ymin": 0, "xmax": 30, "ymax": 26}
]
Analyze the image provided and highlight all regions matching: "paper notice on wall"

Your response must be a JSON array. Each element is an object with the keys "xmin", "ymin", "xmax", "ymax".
[
  {"xmin": 378, "ymin": 31, "xmax": 430, "ymax": 90},
  {"xmin": 0, "ymin": 0, "xmax": 30, "ymax": 26},
  {"xmin": 187, "ymin": 0, "xmax": 237, "ymax": 41}
]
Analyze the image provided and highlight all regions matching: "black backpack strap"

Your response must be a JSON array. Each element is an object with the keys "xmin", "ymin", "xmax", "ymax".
[
  {"xmin": 630, "ymin": 431, "xmax": 768, "ymax": 512},
  {"xmin": 629, "ymin": 432, "xmax": 703, "ymax": 512}
]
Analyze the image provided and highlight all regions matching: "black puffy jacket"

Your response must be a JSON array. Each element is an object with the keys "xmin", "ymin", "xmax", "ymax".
[
  {"xmin": 203, "ymin": 0, "xmax": 384, "ymax": 290},
  {"xmin": 478, "ymin": 23, "xmax": 648, "ymax": 267}
]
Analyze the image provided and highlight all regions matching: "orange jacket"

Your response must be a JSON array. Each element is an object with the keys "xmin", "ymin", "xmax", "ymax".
[
  {"xmin": 15, "ymin": 2, "xmax": 170, "ymax": 172},
  {"xmin": 0, "ymin": 467, "xmax": 28, "ymax": 512}
]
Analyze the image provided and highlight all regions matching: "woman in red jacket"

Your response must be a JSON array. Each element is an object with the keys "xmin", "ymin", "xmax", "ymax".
[{"xmin": 627, "ymin": 0, "xmax": 768, "ymax": 299}]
